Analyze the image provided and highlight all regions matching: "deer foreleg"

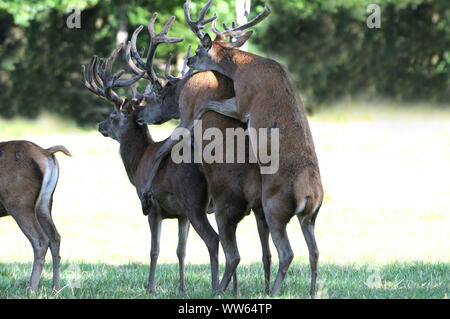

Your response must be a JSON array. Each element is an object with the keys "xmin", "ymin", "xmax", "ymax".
[{"xmin": 189, "ymin": 98, "xmax": 243, "ymax": 129}]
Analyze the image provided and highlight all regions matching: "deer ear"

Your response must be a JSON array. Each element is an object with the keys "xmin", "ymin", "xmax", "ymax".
[
  {"xmin": 122, "ymin": 100, "xmax": 135, "ymax": 117},
  {"xmin": 225, "ymin": 31, "xmax": 253, "ymax": 49},
  {"xmin": 201, "ymin": 33, "xmax": 213, "ymax": 50},
  {"xmin": 167, "ymin": 77, "xmax": 180, "ymax": 86}
]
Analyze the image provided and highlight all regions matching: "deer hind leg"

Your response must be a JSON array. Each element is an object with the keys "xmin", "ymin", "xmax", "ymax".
[
  {"xmin": 297, "ymin": 211, "xmax": 319, "ymax": 298},
  {"xmin": 35, "ymin": 157, "xmax": 61, "ymax": 291},
  {"xmin": 177, "ymin": 217, "xmax": 190, "ymax": 293},
  {"xmin": 9, "ymin": 205, "xmax": 49, "ymax": 294},
  {"xmin": 254, "ymin": 208, "xmax": 272, "ymax": 295},
  {"xmin": 263, "ymin": 196, "xmax": 294, "ymax": 296},
  {"xmin": 215, "ymin": 210, "xmax": 241, "ymax": 296},
  {"xmin": 147, "ymin": 206, "xmax": 162, "ymax": 294},
  {"xmin": 186, "ymin": 210, "xmax": 220, "ymax": 295},
  {"xmin": 231, "ymin": 270, "xmax": 240, "ymax": 297}
]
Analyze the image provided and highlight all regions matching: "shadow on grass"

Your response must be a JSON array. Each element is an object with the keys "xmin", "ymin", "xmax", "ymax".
[{"xmin": 0, "ymin": 260, "xmax": 448, "ymax": 299}]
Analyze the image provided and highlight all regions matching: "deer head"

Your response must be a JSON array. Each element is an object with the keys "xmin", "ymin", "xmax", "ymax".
[
  {"xmin": 81, "ymin": 43, "xmax": 149, "ymax": 142},
  {"xmin": 137, "ymin": 46, "xmax": 194, "ymax": 125},
  {"xmin": 125, "ymin": 15, "xmax": 191, "ymax": 126},
  {"xmin": 184, "ymin": 0, "xmax": 270, "ymax": 73}
]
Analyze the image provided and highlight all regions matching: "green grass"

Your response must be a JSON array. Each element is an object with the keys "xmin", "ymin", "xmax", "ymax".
[
  {"xmin": 0, "ymin": 101, "xmax": 449, "ymax": 299},
  {"xmin": 0, "ymin": 261, "xmax": 447, "ymax": 299}
]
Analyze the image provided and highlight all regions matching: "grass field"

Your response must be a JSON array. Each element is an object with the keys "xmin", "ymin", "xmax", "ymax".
[{"xmin": 0, "ymin": 101, "xmax": 449, "ymax": 299}]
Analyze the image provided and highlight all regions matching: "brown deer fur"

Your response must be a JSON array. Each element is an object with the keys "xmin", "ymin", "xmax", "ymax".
[{"xmin": 0, "ymin": 140, "xmax": 71, "ymax": 293}]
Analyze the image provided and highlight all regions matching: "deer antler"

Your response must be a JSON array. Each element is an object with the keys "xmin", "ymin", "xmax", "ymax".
[
  {"xmin": 126, "ymin": 13, "xmax": 184, "ymax": 86},
  {"xmin": 82, "ymin": 43, "xmax": 145, "ymax": 109},
  {"xmin": 184, "ymin": 0, "xmax": 217, "ymax": 40},
  {"xmin": 164, "ymin": 45, "xmax": 192, "ymax": 84},
  {"xmin": 211, "ymin": 3, "xmax": 271, "ymax": 39}
]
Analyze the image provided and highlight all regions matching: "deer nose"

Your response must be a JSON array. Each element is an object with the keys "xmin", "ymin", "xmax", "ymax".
[{"xmin": 98, "ymin": 123, "xmax": 108, "ymax": 137}]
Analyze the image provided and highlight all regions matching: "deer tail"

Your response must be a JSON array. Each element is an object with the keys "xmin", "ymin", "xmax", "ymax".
[{"xmin": 46, "ymin": 145, "xmax": 72, "ymax": 157}]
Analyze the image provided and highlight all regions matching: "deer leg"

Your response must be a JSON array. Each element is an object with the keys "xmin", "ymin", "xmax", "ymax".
[
  {"xmin": 187, "ymin": 212, "xmax": 220, "ymax": 295},
  {"xmin": 298, "ymin": 213, "xmax": 319, "ymax": 298},
  {"xmin": 10, "ymin": 209, "xmax": 49, "ymax": 294},
  {"xmin": 177, "ymin": 217, "xmax": 190, "ymax": 293},
  {"xmin": 215, "ymin": 212, "xmax": 240, "ymax": 295},
  {"xmin": 254, "ymin": 208, "xmax": 272, "ymax": 295},
  {"xmin": 35, "ymin": 159, "xmax": 61, "ymax": 291},
  {"xmin": 147, "ymin": 209, "xmax": 162, "ymax": 294},
  {"xmin": 35, "ymin": 207, "xmax": 61, "ymax": 291},
  {"xmin": 265, "ymin": 210, "xmax": 293, "ymax": 296},
  {"xmin": 193, "ymin": 98, "xmax": 243, "ymax": 126},
  {"xmin": 232, "ymin": 271, "xmax": 240, "ymax": 297}
]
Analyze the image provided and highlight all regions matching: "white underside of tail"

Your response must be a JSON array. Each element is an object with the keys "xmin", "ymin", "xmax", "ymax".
[
  {"xmin": 295, "ymin": 198, "xmax": 308, "ymax": 215},
  {"xmin": 35, "ymin": 158, "xmax": 59, "ymax": 215},
  {"xmin": 295, "ymin": 197, "xmax": 321, "ymax": 217}
]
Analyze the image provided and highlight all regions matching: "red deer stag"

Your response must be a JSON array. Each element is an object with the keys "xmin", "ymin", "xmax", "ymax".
[
  {"xmin": 184, "ymin": 0, "xmax": 323, "ymax": 297},
  {"xmin": 81, "ymin": 28, "xmax": 221, "ymax": 293},
  {"xmin": 127, "ymin": 20, "xmax": 271, "ymax": 294},
  {"xmin": 0, "ymin": 140, "xmax": 71, "ymax": 293}
]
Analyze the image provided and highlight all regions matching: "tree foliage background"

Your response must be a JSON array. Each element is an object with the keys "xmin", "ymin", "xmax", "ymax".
[{"xmin": 0, "ymin": 0, "xmax": 448, "ymax": 125}]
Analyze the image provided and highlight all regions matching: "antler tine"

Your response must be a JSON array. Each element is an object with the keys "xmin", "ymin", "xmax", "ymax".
[
  {"xmin": 126, "ymin": 41, "xmax": 145, "ymax": 76},
  {"xmin": 130, "ymin": 82, "xmax": 145, "ymax": 101},
  {"xmin": 129, "ymin": 24, "xmax": 160, "ymax": 85},
  {"xmin": 164, "ymin": 52, "xmax": 177, "ymax": 82},
  {"xmin": 104, "ymin": 44, "xmax": 122, "ymax": 80},
  {"xmin": 198, "ymin": 0, "xmax": 214, "ymax": 21},
  {"xmin": 211, "ymin": 16, "xmax": 222, "ymax": 37},
  {"xmin": 184, "ymin": 0, "xmax": 217, "ymax": 40},
  {"xmin": 164, "ymin": 45, "xmax": 193, "ymax": 83},
  {"xmin": 180, "ymin": 45, "xmax": 192, "ymax": 77},
  {"xmin": 95, "ymin": 57, "xmax": 105, "ymax": 88},
  {"xmin": 82, "ymin": 59, "xmax": 101, "ymax": 97},
  {"xmin": 95, "ymin": 47, "xmax": 124, "ymax": 107},
  {"xmin": 86, "ymin": 56, "xmax": 97, "ymax": 90},
  {"xmin": 81, "ymin": 56, "xmax": 110, "ymax": 102},
  {"xmin": 149, "ymin": 15, "xmax": 184, "ymax": 43},
  {"xmin": 146, "ymin": 13, "xmax": 184, "ymax": 80},
  {"xmin": 130, "ymin": 26, "xmax": 147, "ymax": 69},
  {"xmin": 89, "ymin": 56, "xmax": 105, "ymax": 94},
  {"xmin": 212, "ymin": 3, "xmax": 271, "ymax": 38}
]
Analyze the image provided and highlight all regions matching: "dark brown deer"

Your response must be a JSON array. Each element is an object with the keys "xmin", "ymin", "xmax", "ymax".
[
  {"xmin": 0, "ymin": 140, "xmax": 71, "ymax": 293},
  {"xmin": 81, "ymin": 37, "xmax": 221, "ymax": 293},
  {"xmin": 184, "ymin": 0, "xmax": 323, "ymax": 297},
  {"xmin": 129, "ymin": 18, "xmax": 271, "ymax": 294}
]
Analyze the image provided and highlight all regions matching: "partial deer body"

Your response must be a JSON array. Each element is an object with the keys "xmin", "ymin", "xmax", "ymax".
[
  {"xmin": 137, "ymin": 63, "xmax": 272, "ymax": 294},
  {"xmin": 125, "ymin": 13, "xmax": 273, "ymax": 295},
  {"xmin": 185, "ymin": 0, "xmax": 323, "ymax": 297},
  {"xmin": 0, "ymin": 140, "xmax": 71, "ymax": 293},
  {"xmin": 82, "ymin": 32, "xmax": 221, "ymax": 293},
  {"xmin": 98, "ymin": 108, "xmax": 217, "ymax": 293}
]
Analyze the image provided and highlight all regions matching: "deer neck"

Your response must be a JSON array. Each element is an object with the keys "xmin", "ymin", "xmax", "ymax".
[
  {"xmin": 211, "ymin": 44, "xmax": 258, "ymax": 79},
  {"xmin": 118, "ymin": 119, "xmax": 153, "ymax": 185}
]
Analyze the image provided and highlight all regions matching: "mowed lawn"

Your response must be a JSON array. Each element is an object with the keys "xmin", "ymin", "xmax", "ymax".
[{"xmin": 0, "ymin": 102, "xmax": 448, "ymax": 299}]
